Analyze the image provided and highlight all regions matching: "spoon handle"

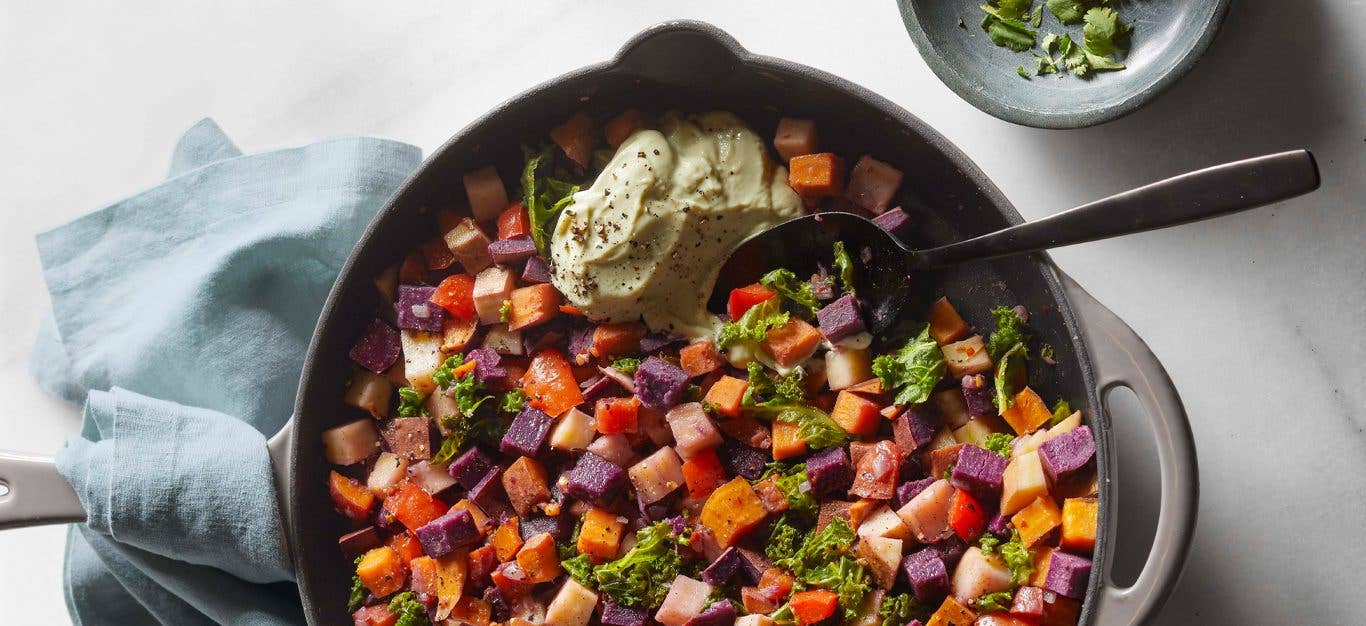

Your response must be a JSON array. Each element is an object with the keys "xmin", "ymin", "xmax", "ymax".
[{"xmin": 911, "ymin": 150, "xmax": 1320, "ymax": 269}]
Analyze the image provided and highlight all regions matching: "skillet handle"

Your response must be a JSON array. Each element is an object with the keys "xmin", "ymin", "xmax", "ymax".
[
  {"xmin": 1057, "ymin": 271, "xmax": 1199, "ymax": 626},
  {"xmin": 0, "ymin": 451, "xmax": 86, "ymax": 530},
  {"xmin": 266, "ymin": 417, "xmax": 295, "ymax": 568}
]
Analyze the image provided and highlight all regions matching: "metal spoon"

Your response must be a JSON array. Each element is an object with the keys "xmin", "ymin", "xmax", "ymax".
[{"xmin": 709, "ymin": 149, "xmax": 1320, "ymax": 333}]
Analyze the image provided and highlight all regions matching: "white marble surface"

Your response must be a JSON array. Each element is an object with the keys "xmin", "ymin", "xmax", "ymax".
[{"xmin": 1, "ymin": 0, "xmax": 1362, "ymax": 623}]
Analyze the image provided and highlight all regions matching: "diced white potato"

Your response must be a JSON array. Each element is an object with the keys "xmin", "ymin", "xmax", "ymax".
[
  {"xmin": 629, "ymin": 447, "xmax": 686, "ymax": 505},
  {"xmin": 896, "ymin": 478, "xmax": 954, "ymax": 543},
  {"xmin": 638, "ymin": 405, "xmax": 675, "ymax": 446},
  {"xmin": 941, "ymin": 335, "xmax": 993, "ymax": 378},
  {"xmin": 344, "ymin": 369, "xmax": 392, "ymax": 418},
  {"xmin": 400, "ymin": 329, "xmax": 444, "ymax": 394},
  {"xmin": 932, "ymin": 388, "xmax": 973, "ymax": 429},
  {"xmin": 551, "ymin": 408, "xmax": 596, "ymax": 452},
  {"xmin": 654, "ymin": 575, "xmax": 712, "ymax": 626},
  {"xmin": 666, "ymin": 402, "xmax": 722, "ymax": 459},
  {"xmin": 846, "ymin": 155, "xmax": 904, "ymax": 214},
  {"xmin": 545, "ymin": 577, "xmax": 597, "ymax": 626},
  {"xmin": 773, "ymin": 118, "xmax": 818, "ymax": 162},
  {"xmin": 472, "ymin": 265, "xmax": 517, "ymax": 324},
  {"xmin": 367, "ymin": 452, "xmax": 408, "ymax": 495},
  {"xmin": 951, "ymin": 547, "xmax": 1013, "ymax": 603},
  {"xmin": 737, "ymin": 615, "xmax": 777, "ymax": 626},
  {"xmin": 953, "ymin": 416, "xmax": 1006, "ymax": 448},
  {"xmin": 857, "ymin": 505, "xmax": 913, "ymax": 541},
  {"xmin": 322, "ymin": 419, "xmax": 380, "ymax": 466},
  {"xmin": 926, "ymin": 426, "xmax": 958, "ymax": 452},
  {"xmin": 825, "ymin": 346, "xmax": 871, "ymax": 391},
  {"xmin": 587, "ymin": 434, "xmax": 635, "ymax": 467},
  {"xmin": 857, "ymin": 535, "xmax": 903, "ymax": 588},
  {"xmin": 1050, "ymin": 411, "xmax": 1083, "ymax": 436},
  {"xmin": 426, "ymin": 388, "xmax": 460, "ymax": 430},
  {"xmin": 481, "ymin": 324, "xmax": 524, "ymax": 356},
  {"xmin": 1001, "ymin": 450, "xmax": 1049, "ymax": 516},
  {"xmin": 443, "ymin": 216, "xmax": 493, "ymax": 274},
  {"xmin": 1012, "ymin": 429, "xmax": 1048, "ymax": 458},
  {"xmin": 463, "ymin": 166, "xmax": 509, "ymax": 222}
]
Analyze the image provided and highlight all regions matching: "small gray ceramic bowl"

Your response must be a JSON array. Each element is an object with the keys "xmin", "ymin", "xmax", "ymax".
[{"xmin": 897, "ymin": 0, "xmax": 1231, "ymax": 128}]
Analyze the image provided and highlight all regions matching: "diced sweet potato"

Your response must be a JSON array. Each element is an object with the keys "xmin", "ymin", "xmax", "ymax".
[
  {"xmin": 788, "ymin": 153, "xmax": 845, "ymax": 197},
  {"xmin": 699, "ymin": 478, "xmax": 768, "ymax": 548},
  {"xmin": 357, "ymin": 546, "xmax": 407, "ymax": 597},
  {"xmin": 773, "ymin": 118, "xmax": 818, "ymax": 162},
  {"xmin": 384, "ymin": 481, "xmax": 450, "ymax": 532},
  {"xmin": 925, "ymin": 595, "xmax": 977, "ymax": 626},
  {"xmin": 604, "ymin": 109, "xmax": 646, "ymax": 148},
  {"xmin": 491, "ymin": 517, "xmax": 523, "ymax": 562},
  {"xmin": 680, "ymin": 340, "xmax": 726, "ymax": 377},
  {"xmin": 551, "ymin": 111, "xmax": 596, "ymax": 168},
  {"xmin": 506, "ymin": 284, "xmax": 561, "ymax": 332},
  {"xmin": 516, "ymin": 532, "xmax": 562, "ymax": 583},
  {"xmin": 941, "ymin": 335, "xmax": 993, "ymax": 379},
  {"xmin": 762, "ymin": 318, "xmax": 823, "ymax": 368},
  {"xmin": 523, "ymin": 349, "xmax": 584, "ymax": 417},
  {"xmin": 831, "ymin": 390, "xmax": 882, "ymax": 437},
  {"xmin": 927, "ymin": 297, "xmax": 971, "ymax": 345},
  {"xmin": 591, "ymin": 322, "xmax": 646, "ymax": 360},
  {"xmin": 501, "ymin": 456, "xmax": 551, "ymax": 516},
  {"xmin": 497, "ymin": 202, "xmax": 531, "ymax": 240},
  {"xmin": 845, "ymin": 155, "xmax": 903, "ymax": 215},
  {"xmin": 441, "ymin": 315, "xmax": 480, "ymax": 353},
  {"xmin": 329, "ymin": 471, "xmax": 376, "ymax": 521},
  {"xmin": 1060, "ymin": 497, "xmax": 1098, "ymax": 552},
  {"xmin": 771, "ymin": 421, "xmax": 808, "ymax": 460},
  {"xmin": 702, "ymin": 375, "xmax": 748, "ymax": 419},
  {"xmin": 1012, "ymin": 496, "xmax": 1063, "ymax": 548},
  {"xmin": 578, "ymin": 507, "xmax": 627, "ymax": 563},
  {"xmin": 464, "ymin": 166, "xmax": 509, "ymax": 222},
  {"xmin": 682, "ymin": 448, "xmax": 727, "ymax": 500}
]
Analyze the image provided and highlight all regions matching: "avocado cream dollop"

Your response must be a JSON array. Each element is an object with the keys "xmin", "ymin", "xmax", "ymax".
[{"xmin": 550, "ymin": 111, "xmax": 802, "ymax": 339}]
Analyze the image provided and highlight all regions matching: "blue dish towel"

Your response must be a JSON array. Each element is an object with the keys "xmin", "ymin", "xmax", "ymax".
[{"xmin": 29, "ymin": 119, "xmax": 422, "ymax": 625}]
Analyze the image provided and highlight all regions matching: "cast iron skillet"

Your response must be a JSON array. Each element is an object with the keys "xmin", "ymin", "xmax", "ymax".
[{"xmin": 0, "ymin": 21, "xmax": 1198, "ymax": 626}]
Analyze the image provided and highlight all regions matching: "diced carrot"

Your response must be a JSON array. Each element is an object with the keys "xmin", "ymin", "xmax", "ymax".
[
  {"xmin": 702, "ymin": 375, "xmax": 748, "ymax": 418},
  {"xmin": 506, "ymin": 284, "xmax": 562, "ymax": 332},
  {"xmin": 515, "ymin": 533, "xmax": 562, "ymax": 584},
  {"xmin": 577, "ymin": 507, "xmax": 627, "ymax": 563},
  {"xmin": 491, "ymin": 517, "xmax": 523, "ymax": 562},
  {"xmin": 771, "ymin": 421, "xmax": 808, "ymax": 460},
  {"xmin": 1012, "ymin": 496, "xmax": 1063, "ymax": 548},
  {"xmin": 948, "ymin": 489, "xmax": 987, "ymax": 542},
  {"xmin": 727, "ymin": 283, "xmax": 776, "ymax": 320},
  {"xmin": 353, "ymin": 605, "xmax": 399, "ymax": 626},
  {"xmin": 450, "ymin": 596, "xmax": 493, "ymax": 626},
  {"xmin": 431, "ymin": 273, "xmax": 478, "ymax": 320},
  {"xmin": 789, "ymin": 589, "xmax": 839, "ymax": 625},
  {"xmin": 523, "ymin": 349, "xmax": 584, "ymax": 417},
  {"xmin": 926, "ymin": 595, "xmax": 978, "ymax": 626},
  {"xmin": 559, "ymin": 304, "xmax": 583, "ymax": 316},
  {"xmin": 357, "ymin": 546, "xmax": 407, "ymax": 597},
  {"xmin": 758, "ymin": 569, "xmax": 795, "ymax": 599},
  {"xmin": 399, "ymin": 249, "xmax": 426, "ymax": 284},
  {"xmin": 1002, "ymin": 387, "xmax": 1053, "ymax": 435},
  {"xmin": 927, "ymin": 296, "xmax": 972, "ymax": 345},
  {"xmin": 329, "ymin": 470, "xmax": 376, "ymax": 521},
  {"xmin": 384, "ymin": 481, "xmax": 449, "ymax": 533},
  {"xmin": 679, "ymin": 340, "xmax": 726, "ymax": 377},
  {"xmin": 595, "ymin": 396, "xmax": 640, "ymax": 435},
  {"xmin": 604, "ymin": 108, "xmax": 646, "ymax": 148},
  {"xmin": 698, "ymin": 478, "xmax": 768, "ymax": 548},
  {"xmin": 550, "ymin": 110, "xmax": 595, "ymax": 168},
  {"xmin": 830, "ymin": 390, "xmax": 882, "ymax": 437},
  {"xmin": 388, "ymin": 531, "xmax": 424, "ymax": 563},
  {"xmin": 467, "ymin": 545, "xmax": 499, "ymax": 585},
  {"xmin": 788, "ymin": 153, "xmax": 846, "ymax": 197},
  {"xmin": 496, "ymin": 202, "xmax": 531, "ymax": 240},
  {"xmin": 762, "ymin": 318, "xmax": 823, "ymax": 368},
  {"xmin": 420, "ymin": 238, "xmax": 456, "ymax": 271},
  {"xmin": 590, "ymin": 321, "xmax": 646, "ymax": 360},
  {"xmin": 682, "ymin": 448, "xmax": 727, "ymax": 500},
  {"xmin": 1060, "ymin": 497, "xmax": 1098, "ymax": 552}
]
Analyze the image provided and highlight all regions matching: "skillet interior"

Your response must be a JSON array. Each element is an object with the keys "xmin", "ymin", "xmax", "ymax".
[{"xmin": 291, "ymin": 22, "xmax": 1108, "ymax": 625}]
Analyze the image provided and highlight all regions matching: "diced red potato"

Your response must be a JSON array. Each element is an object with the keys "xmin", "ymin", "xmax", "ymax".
[
  {"xmin": 1001, "ymin": 449, "xmax": 1049, "ymax": 516},
  {"xmin": 481, "ymin": 324, "xmax": 525, "ymax": 356},
  {"xmin": 950, "ymin": 547, "xmax": 1014, "ymax": 604},
  {"xmin": 857, "ymin": 535, "xmax": 903, "ymax": 588},
  {"xmin": 367, "ymin": 452, "xmax": 409, "ymax": 496},
  {"xmin": 654, "ymin": 574, "xmax": 713, "ymax": 626},
  {"xmin": 586, "ymin": 433, "xmax": 636, "ymax": 467},
  {"xmin": 464, "ymin": 166, "xmax": 509, "ymax": 222},
  {"xmin": 502, "ymin": 456, "xmax": 551, "ymax": 517},
  {"xmin": 604, "ymin": 109, "xmax": 647, "ymax": 148},
  {"xmin": 550, "ymin": 111, "xmax": 595, "ymax": 168},
  {"xmin": 550, "ymin": 407, "xmax": 596, "ymax": 452},
  {"xmin": 928, "ymin": 442, "xmax": 965, "ymax": 480},
  {"xmin": 472, "ymin": 265, "xmax": 517, "ymax": 324},
  {"xmin": 942, "ymin": 335, "xmax": 993, "ymax": 378},
  {"xmin": 824, "ymin": 346, "xmax": 872, "ymax": 391},
  {"xmin": 322, "ymin": 419, "xmax": 380, "ymax": 466},
  {"xmin": 736, "ymin": 615, "xmax": 777, "ymax": 626},
  {"xmin": 442, "ymin": 216, "xmax": 494, "ymax": 274},
  {"xmin": 845, "ymin": 155, "xmax": 904, "ymax": 214},
  {"xmin": 857, "ymin": 505, "xmax": 913, "ymax": 541},
  {"xmin": 344, "ymin": 369, "xmax": 392, "ymax": 418},
  {"xmin": 666, "ymin": 402, "xmax": 723, "ymax": 459},
  {"xmin": 896, "ymin": 478, "xmax": 955, "ymax": 543},
  {"xmin": 400, "ymin": 329, "xmax": 444, "ymax": 394},
  {"xmin": 773, "ymin": 118, "xmax": 819, "ymax": 162},
  {"xmin": 932, "ymin": 388, "xmax": 973, "ymax": 430},
  {"xmin": 849, "ymin": 440, "xmax": 901, "ymax": 500},
  {"xmin": 629, "ymin": 446, "xmax": 686, "ymax": 505},
  {"xmin": 545, "ymin": 578, "xmax": 598, "ymax": 626}
]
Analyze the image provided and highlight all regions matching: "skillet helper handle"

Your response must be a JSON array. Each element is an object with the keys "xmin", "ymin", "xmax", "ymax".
[
  {"xmin": 917, "ymin": 149, "xmax": 1320, "ymax": 268},
  {"xmin": 0, "ymin": 451, "xmax": 86, "ymax": 530},
  {"xmin": 1057, "ymin": 271, "xmax": 1199, "ymax": 626}
]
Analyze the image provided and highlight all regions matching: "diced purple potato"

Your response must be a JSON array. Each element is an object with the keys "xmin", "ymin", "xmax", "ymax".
[
  {"xmin": 414, "ymin": 507, "xmax": 479, "ymax": 557},
  {"xmin": 893, "ymin": 408, "xmax": 937, "ymax": 453},
  {"xmin": 683, "ymin": 600, "xmax": 738, "ymax": 626},
  {"xmin": 580, "ymin": 376, "xmax": 621, "ymax": 403},
  {"xmin": 349, "ymin": 319, "xmax": 402, "ymax": 373},
  {"xmin": 466, "ymin": 466, "xmax": 503, "ymax": 504},
  {"xmin": 666, "ymin": 403, "xmax": 723, "ymax": 459},
  {"xmin": 718, "ymin": 438, "xmax": 768, "ymax": 481},
  {"xmin": 601, "ymin": 601, "xmax": 649, "ymax": 626},
  {"xmin": 587, "ymin": 433, "xmax": 636, "ymax": 467},
  {"xmin": 640, "ymin": 332, "xmax": 683, "ymax": 353},
  {"xmin": 901, "ymin": 548, "xmax": 950, "ymax": 603},
  {"xmin": 448, "ymin": 447, "xmax": 496, "ymax": 489},
  {"xmin": 500, "ymin": 406, "xmax": 553, "ymax": 457},
  {"xmin": 871, "ymin": 206, "xmax": 912, "ymax": 239},
  {"xmin": 805, "ymin": 446, "xmax": 853, "ymax": 498},
  {"xmin": 929, "ymin": 535, "xmax": 969, "ymax": 569},
  {"xmin": 639, "ymin": 490, "xmax": 681, "ymax": 522},
  {"xmin": 635, "ymin": 356, "xmax": 690, "ymax": 408},
  {"xmin": 465, "ymin": 347, "xmax": 507, "ymax": 383},
  {"xmin": 1043, "ymin": 551, "xmax": 1092, "ymax": 599},
  {"xmin": 567, "ymin": 323, "xmax": 596, "ymax": 365},
  {"xmin": 951, "ymin": 444, "xmax": 1009, "ymax": 502},
  {"xmin": 521, "ymin": 254, "xmax": 552, "ymax": 284},
  {"xmin": 487, "ymin": 236, "xmax": 538, "ymax": 264},
  {"xmin": 338, "ymin": 526, "xmax": 382, "ymax": 559},
  {"xmin": 961, "ymin": 374, "xmax": 994, "ymax": 418},
  {"xmin": 700, "ymin": 547, "xmax": 763, "ymax": 586},
  {"xmin": 519, "ymin": 515, "xmax": 571, "ymax": 542},
  {"xmin": 895, "ymin": 477, "xmax": 937, "ymax": 510},
  {"xmin": 563, "ymin": 451, "xmax": 628, "ymax": 507},
  {"xmin": 407, "ymin": 460, "xmax": 457, "ymax": 496},
  {"xmin": 322, "ymin": 419, "xmax": 380, "ymax": 465},
  {"xmin": 484, "ymin": 586, "xmax": 511, "ymax": 623},
  {"xmin": 986, "ymin": 510, "xmax": 1012, "ymax": 537},
  {"xmin": 522, "ymin": 321, "xmax": 567, "ymax": 356},
  {"xmin": 395, "ymin": 285, "xmax": 446, "ymax": 332},
  {"xmin": 846, "ymin": 155, "xmax": 903, "ymax": 214},
  {"xmin": 1039, "ymin": 426, "xmax": 1097, "ymax": 485},
  {"xmin": 899, "ymin": 451, "xmax": 925, "ymax": 482},
  {"xmin": 817, "ymin": 294, "xmax": 866, "ymax": 342}
]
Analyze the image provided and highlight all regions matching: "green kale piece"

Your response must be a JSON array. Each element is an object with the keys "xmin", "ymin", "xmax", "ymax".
[
  {"xmin": 977, "ymin": 591, "xmax": 1016, "ymax": 613},
  {"xmin": 984, "ymin": 432, "xmax": 1015, "ymax": 457},
  {"xmin": 758, "ymin": 463, "xmax": 819, "ymax": 518},
  {"xmin": 566, "ymin": 521, "xmax": 684, "ymax": 609},
  {"xmin": 388, "ymin": 591, "xmax": 430, "ymax": 626},
  {"xmin": 986, "ymin": 306, "xmax": 1030, "ymax": 362},
  {"xmin": 872, "ymin": 326, "xmax": 947, "ymax": 406},
  {"xmin": 761, "ymin": 268, "xmax": 821, "ymax": 318},
  {"xmin": 521, "ymin": 144, "xmax": 581, "ymax": 256},
  {"xmin": 717, "ymin": 297, "xmax": 789, "ymax": 349},
  {"xmin": 610, "ymin": 357, "xmax": 642, "ymax": 376},
  {"xmin": 1049, "ymin": 398, "xmax": 1074, "ymax": 427},
  {"xmin": 994, "ymin": 342, "xmax": 1027, "ymax": 411},
  {"xmin": 395, "ymin": 387, "xmax": 429, "ymax": 418},
  {"xmin": 832, "ymin": 241, "xmax": 857, "ymax": 295}
]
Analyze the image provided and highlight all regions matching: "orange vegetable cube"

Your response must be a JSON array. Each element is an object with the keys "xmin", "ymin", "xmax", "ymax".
[
  {"xmin": 1060, "ymin": 497, "xmax": 1098, "ymax": 552},
  {"xmin": 502, "ymin": 456, "xmax": 552, "ymax": 517},
  {"xmin": 506, "ymin": 284, "xmax": 562, "ymax": 332},
  {"xmin": 441, "ymin": 315, "xmax": 479, "ymax": 352},
  {"xmin": 682, "ymin": 448, "xmax": 727, "ymax": 500},
  {"xmin": 702, "ymin": 375, "xmax": 748, "ymax": 419},
  {"xmin": 450, "ymin": 596, "xmax": 493, "ymax": 626},
  {"xmin": 830, "ymin": 391, "xmax": 882, "ymax": 437},
  {"xmin": 926, "ymin": 595, "xmax": 978, "ymax": 626},
  {"xmin": 595, "ymin": 396, "xmax": 640, "ymax": 435},
  {"xmin": 387, "ymin": 531, "xmax": 424, "ymax": 563},
  {"xmin": 1002, "ymin": 387, "xmax": 1053, "ymax": 435},
  {"xmin": 845, "ymin": 377, "xmax": 884, "ymax": 396},
  {"xmin": 789, "ymin": 589, "xmax": 839, "ymax": 625},
  {"xmin": 408, "ymin": 555, "xmax": 440, "ymax": 595},
  {"xmin": 523, "ymin": 349, "xmax": 584, "ymax": 417},
  {"xmin": 1012, "ymin": 496, "xmax": 1063, "ymax": 548},
  {"xmin": 788, "ymin": 153, "xmax": 846, "ymax": 197},
  {"xmin": 357, "ymin": 546, "xmax": 407, "ymax": 598},
  {"xmin": 328, "ymin": 470, "xmax": 376, "ymax": 521},
  {"xmin": 604, "ymin": 109, "xmax": 646, "ymax": 148},
  {"xmin": 759, "ymin": 569, "xmax": 795, "ymax": 598},
  {"xmin": 497, "ymin": 202, "xmax": 531, "ymax": 240},
  {"xmin": 384, "ymin": 481, "xmax": 450, "ymax": 533},
  {"xmin": 591, "ymin": 322, "xmax": 646, "ymax": 360},
  {"xmin": 577, "ymin": 507, "xmax": 627, "ymax": 563},
  {"xmin": 515, "ymin": 532, "xmax": 562, "ymax": 584},
  {"xmin": 680, "ymin": 340, "xmax": 726, "ymax": 377},
  {"xmin": 762, "ymin": 318, "xmax": 823, "ymax": 368},
  {"xmin": 927, "ymin": 297, "xmax": 971, "ymax": 345},
  {"xmin": 491, "ymin": 517, "xmax": 523, "ymax": 562},
  {"xmin": 771, "ymin": 421, "xmax": 808, "ymax": 460},
  {"xmin": 550, "ymin": 110, "xmax": 596, "ymax": 168},
  {"xmin": 699, "ymin": 478, "xmax": 768, "ymax": 548}
]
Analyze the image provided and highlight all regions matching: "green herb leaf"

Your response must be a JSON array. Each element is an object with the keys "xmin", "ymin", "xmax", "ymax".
[
  {"xmin": 832, "ymin": 241, "xmax": 857, "ymax": 295},
  {"xmin": 992, "ymin": 0, "xmax": 1033, "ymax": 21},
  {"xmin": 1083, "ymin": 6, "xmax": 1131, "ymax": 56},
  {"xmin": 1017, "ymin": 65, "xmax": 1031, "ymax": 79},
  {"xmin": 610, "ymin": 357, "xmax": 642, "ymax": 376},
  {"xmin": 1048, "ymin": 398, "xmax": 1073, "ymax": 427},
  {"xmin": 1046, "ymin": 0, "xmax": 1086, "ymax": 24},
  {"xmin": 388, "ymin": 591, "xmax": 431, "ymax": 626},
  {"xmin": 872, "ymin": 326, "xmax": 947, "ymax": 406},
  {"xmin": 431, "ymin": 354, "xmax": 464, "ymax": 390},
  {"xmin": 500, "ymin": 389, "xmax": 527, "ymax": 415},
  {"xmin": 986, "ymin": 306, "xmax": 1030, "ymax": 362},
  {"xmin": 994, "ymin": 342, "xmax": 1027, "ymax": 412},
  {"xmin": 1030, "ymin": 4, "xmax": 1043, "ymax": 27},
  {"xmin": 743, "ymin": 362, "xmax": 807, "ymax": 407},
  {"xmin": 977, "ymin": 591, "xmax": 1016, "ymax": 613},
  {"xmin": 760, "ymin": 268, "xmax": 821, "ymax": 318},
  {"xmin": 999, "ymin": 529, "xmax": 1036, "ymax": 585},
  {"xmin": 984, "ymin": 432, "xmax": 1015, "ymax": 457},
  {"xmin": 499, "ymin": 300, "xmax": 512, "ymax": 323},
  {"xmin": 347, "ymin": 557, "xmax": 366, "ymax": 613},
  {"xmin": 566, "ymin": 521, "xmax": 685, "ymax": 609},
  {"xmin": 562, "ymin": 553, "xmax": 595, "ymax": 585},
  {"xmin": 396, "ymin": 387, "xmax": 429, "ymax": 418},
  {"xmin": 765, "ymin": 515, "xmax": 803, "ymax": 563},
  {"xmin": 879, "ymin": 592, "xmax": 926, "ymax": 626},
  {"xmin": 744, "ymin": 363, "xmax": 847, "ymax": 450},
  {"xmin": 758, "ymin": 463, "xmax": 819, "ymax": 518},
  {"xmin": 521, "ymin": 144, "xmax": 581, "ymax": 256},
  {"xmin": 717, "ymin": 297, "xmax": 790, "ymax": 349},
  {"xmin": 772, "ymin": 519, "xmax": 873, "ymax": 622},
  {"xmin": 978, "ymin": 534, "xmax": 1003, "ymax": 554},
  {"xmin": 981, "ymin": 6, "xmax": 1039, "ymax": 52}
]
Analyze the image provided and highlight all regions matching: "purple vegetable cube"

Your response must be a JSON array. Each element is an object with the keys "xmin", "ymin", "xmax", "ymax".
[
  {"xmin": 487, "ymin": 236, "xmax": 537, "ymax": 264},
  {"xmin": 338, "ymin": 526, "xmax": 382, "ymax": 559},
  {"xmin": 640, "ymin": 332, "xmax": 683, "ymax": 353},
  {"xmin": 684, "ymin": 600, "xmax": 738, "ymax": 626},
  {"xmin": 521, "ymin": 255, "xmax": 552, "ymax": 284},
  {"xmin": 927, "ymin": 535, "xmax": 967, "ymax": 568},
  {"xmin": 580, "ymin": 376, "xmax": 618, "ymax": 403},
  {"xmin": 1039, "ymin": 425, "xmax": 1096, "ymax": 485},
  {"xmin": 522, "ymin": 319, "xmax": 567, "ymax": 355},
  {"xmin": 719, "ymin": 438, "xmax": 768, "ymax": 482},
  {"xmin": 448, "ymin": 447, "xmax": 496, "ymax": 489},
  {"xmin": 806, "ymin": 446, "xmax": 854, "ymax": 499},
  {"xmin": 950, "ymin": 444, "xmax": 1008, "ymax": 502},
  {"xmin": 871, "ymin": 206, "xmax": 912, "ymax": 239},
  {"xmin": 563, "ymin": 451, "xmax": 627, "ymax": 507},
  {"xmin": 466, "ymin": 466, "xmax": 502, "ymax": 504},
  {"xmin": 414, "ymin": 508, "xmax": 478, "ymax": 557},
  {"xmin": 466, "ymin": 347, "xmax": 508, "ymax": 383},
  {"xmin": 893, "ymin": 408, "xmax": 936, "ymax": 453},
  {"xmin": 483, "ymin": 587, "xmax": 511, "ymax": 623},
  {"xmin": 817, "ymin": 293, "xmax": 866, "ymax": 342},
  {"xmin": 1043, "ymin": 551, "xmax": 1093, "ymax": 599},
  {"xmin": 895, "ymin": 477, "xmax": 937, "ymax": 510},
  {"xmin": 395, "ymin": 284, "xmax": 446, "ymax": 332},
  {"xmin": 638, "ymin": 491, "xmax": 680, "ymax": 522},
  {"xmin": 700, "ymin": 546, "xmax": 763, "ymax": 586},
  {"xmin": 519, "ymin": 515, "xmax": 571, "ymax": 542},
  {"xmin": 986, "ymin": 511, "xmax": 1011, "ymax": 537},
  {"xmin": 899, "ymin": 451, "xmax": 925, "ymax": 482},
  {"xmin": 901, "ymin": 548, "xmax": 949, "ymax": 603},
  {"xmin": 633, "ymin": 355, "xmax": 689, "ymax": 408},
  {"xmin": 500, "ymin": 406, "xmax": 553, "ymax": 457},
  {"xmin": 600, "ymin": 601, "xmax": 648, "ymax": 626},
  {"xmin": 349, "ymin": 318, "xmax": 401, "ymax": 373},
  {"xmin": 961, "ymin": 374, "xmax": 994, "ymax": 417},
  {"xmin": 567, "ymin": 322, "xmax": 596, "ymax": 364}
]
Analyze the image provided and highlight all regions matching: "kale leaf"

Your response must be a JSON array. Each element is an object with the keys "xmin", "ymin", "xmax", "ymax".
[
  {"xmin": 521, "ymin": 144, "xmax": 581, "ymax": 256},
  {"xmin": 872, "ymin": 326, "xmax": 947, "ymax": 406},
  {"xmin": 610, "ymin": 357, "xmax": 642, "ymax": 376},
  {"xmin": 832, "ymin": 241, "xmax": 857, "ymax": 295},
  {"xmin": 395, "ymin": 387, "xmax": 429, "ymax": 418},
  {"xmin": 388, "ymin": 591, "xmax": 430, "ymax": 626},
  {"xmin": 347, "ymin": 556, "xmax": 366, "ymax": 613},
  {"xmin": 994, "ymin": 342, "xmax": 1027, "ymax": 411},
  {"xmin": 717, "ymin": 297, "xmax": 790, "ymax": 349},
  {"xmin": 976, "ymin": 591, "xmax": 1015, "ymax": 614},
  {"xmin": 760, "ymin": 268, "xmax": 821, "ymax": 318},
  {"xmin": 986, "ymin": 306, "xmax": 1030, "ymax": 362},
  {"xmin": 984, "ymin": 432, "xmax": 1015, "ymax": 457},
  {"xmin": 743, "ymin": 364, "xmax": 848, "ymax": 451},
  {"xmin": 878, "ymin": 592, "xmax": 926, "ymax": 626},
  {"xmin": 564, "ymin": 521, "xmax": 684, "ymax": 609},
  {"xmin": 758, "ymin": 463, "xmax": 818, "ymax": 518}
]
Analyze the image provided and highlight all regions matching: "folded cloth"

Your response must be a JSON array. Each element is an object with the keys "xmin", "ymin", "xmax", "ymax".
[{"xmin": 30, "ymin": 118, "xmax": 422, "ymax": 625}]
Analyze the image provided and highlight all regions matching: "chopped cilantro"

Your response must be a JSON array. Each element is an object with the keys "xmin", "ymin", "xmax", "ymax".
[
  {"xmin": 832, "ymin": 241, "xmax": 857, "ymax": 295},
  {"xmin": 1030, "ymin": 3, "xmax": 1043, "ymax": 27},
  {"xmin": 717, "ymin": 296, "xmax": 789, "ymax": 349},
  {"xmin": 387, "ymin": 591, "xmax": 430, "ymax": 626},
  {"xmin": 395, "ymin": 387, "xmax": 429, "ymax": 418},
  {"xmin": 1017, "ymin": 65, "xmax": 1031, "ymax": 79},
  {"xmin": 610, "ymin": 357, "xmax": 643, "ymax": 376},
  {"xmin": 1046, "ymin": 0, "xmax": 1086, "ymax": 24},
  {"xmin": 958, "ymin": 17, "xmax": 967, "ymax": 28},
  {"xmin": 977, "ymin": 591, "xmax": 1015, "ymax": 613},
  {"xmin": 1083, "ymin": 7, "xmax": 1131, "ymax": 56},
  {"xmin": 760, "ymin": 268, "xmax": 821, "ymax": 318},
  {"xmin": 981, "ymin": 5, "xmax": 1038, "ymax": 52},
  {"xmin": 872, "ymin": 326, "xmax": 947, "ymax": 406},
  {"xmin": 943, "ymin": 463, "xmax": 956, "ymax": 480},
  {"xmin": 984, "ymin": 432, "xmax": 1014, "ymax": 457}
]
